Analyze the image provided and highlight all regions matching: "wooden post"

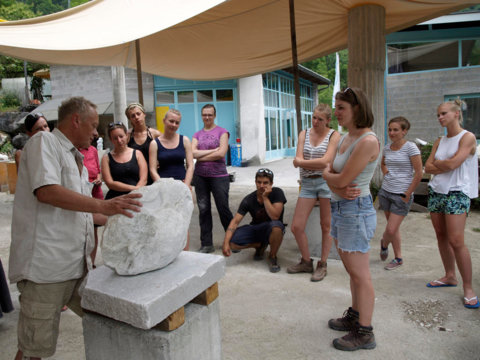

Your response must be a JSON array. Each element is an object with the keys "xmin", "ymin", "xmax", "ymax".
[
  {"xmin": 135, "ymin": 39, "xmax": 144, "ymax": 106},
  {"xmin": 348, "ymin": 5, "xmax": 386, "ymax": 185},
  {"xmin": 111, "ymin": 66, "xmax": 128, "ymax": 127}
]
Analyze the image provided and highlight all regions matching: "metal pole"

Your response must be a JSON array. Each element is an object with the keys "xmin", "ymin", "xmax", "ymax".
[
  {"xmin": 289, "ymin": 0, "xmax": 302, "ymax": 134},
  {"xmin": 23, "ymin": 60, "xmax": 29, "ymax": 106},
  {"xmin": 135, "ymin": 39, "xmax": 144, "ymax": 105}
]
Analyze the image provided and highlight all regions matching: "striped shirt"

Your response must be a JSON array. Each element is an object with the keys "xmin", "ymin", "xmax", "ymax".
[
  {"xmin": 381, "ymin": 141, "xmax": 420, "ymax": 193},
  {"xmin": 300, "ymin": 128, "xmax": 334, "ymax": 178}
]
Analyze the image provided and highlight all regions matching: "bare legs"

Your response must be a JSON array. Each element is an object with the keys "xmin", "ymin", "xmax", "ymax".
[
  {"xmin": 15, "ymin": 350, "xmax": 41, "ymax": 360},
  {"xmin": 381, "ymin": 211, "xmax": 405, "ymax": 259},
  {"xmin": 430, "ymin": 212, "xmax": 476, "ymax": 302},
  {"xmin": 291, "ymin": 197, "xmax": 332, "ymax": 262},
  {"xmin": 339, "ymin": 249, "xmax": 374, "ymax": 327}
]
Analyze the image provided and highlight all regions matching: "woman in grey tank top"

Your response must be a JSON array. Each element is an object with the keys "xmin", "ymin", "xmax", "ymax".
[{"xmin": 322, "ymin": 88, "xmax": 380, "ymax": 351}]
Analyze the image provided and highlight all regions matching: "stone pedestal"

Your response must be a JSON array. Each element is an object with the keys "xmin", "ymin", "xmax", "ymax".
[
  {"xmin": 82, "ymin": 251, "xmax": 225, "ymax": 360},
  {"xmin": 305, "ymin": 206, "xmax": 340, "ymax": 260}
]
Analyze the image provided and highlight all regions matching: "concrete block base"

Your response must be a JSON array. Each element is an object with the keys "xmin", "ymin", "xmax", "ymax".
[
  {"xmin": 83, "ymin": 299, "xmax": 221, "ymax": 360},
  {"xmin": 305, "ymin": 206, "xmax": 340, "ymax": 260}
]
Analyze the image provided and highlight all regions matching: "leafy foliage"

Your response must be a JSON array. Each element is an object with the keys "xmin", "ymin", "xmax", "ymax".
[{"xmin": 0, "ymin": 89, "xmax": 21, "ymax": 108}]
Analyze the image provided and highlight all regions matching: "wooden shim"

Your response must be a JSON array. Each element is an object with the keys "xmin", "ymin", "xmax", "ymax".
[
  {"xmin": 191, "ymin": 282, "xmax": 219, "ymax": 306},
  {"xmin": 155, "ymin": 306, "xmax": 185, "ymax": 331}
]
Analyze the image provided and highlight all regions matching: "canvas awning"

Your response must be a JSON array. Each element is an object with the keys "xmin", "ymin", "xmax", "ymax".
[{"xmin": 0, "ymin": 0, "xmax": 474, "ymax": 80}]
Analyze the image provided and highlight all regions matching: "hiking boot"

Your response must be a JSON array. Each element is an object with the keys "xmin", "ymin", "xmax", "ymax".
[
  {"xmin": 384, "ymin": 258, "xmax": 403, "ymax": 270},
  {"xmin": 311, "ymin": 260, "xmax": 327, "ymax": 282},
  {"xmin": 333, "ymin": 324, "xmax": 376, "ymax": 351},
  {"xmin": 380, "ymin": 240, "xmax": 388, "ymax": 261},
  {"xmin": 198, "ymin": 245, "xmax": 215, "ymax": 253},
  {"xmin": 328, "ymin": 307, "xmax": 359, "ymax": 331},
  {"xmin": 287, "ymin": 258, "xmax": 313, "ymax": 274},
  {"xmin": 268, "ymin": 256, "xmax": 281, "ymax": 273},
  {"xmin": 253, "ymin": 242, "xmax": 268, "ymax": 261}
]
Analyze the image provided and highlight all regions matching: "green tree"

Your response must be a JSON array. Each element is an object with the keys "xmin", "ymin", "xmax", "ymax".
[{"xmin": 0, "ymin": 1, "xmax": 35, "ymax": 20}]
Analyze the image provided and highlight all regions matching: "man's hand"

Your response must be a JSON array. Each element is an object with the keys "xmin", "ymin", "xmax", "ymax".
[
  {"xmin": 261, "ymin": 183, "xmax": 273, "ymax": 198},
  {"xmin": 101, "ymin": 193, "xmax": 143, "ymax": 218},
  {"xmin": 222, "ymin": 241, "xmax": 231, "ymax": 257}
]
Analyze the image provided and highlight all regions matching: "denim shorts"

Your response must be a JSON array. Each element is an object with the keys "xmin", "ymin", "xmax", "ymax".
[
  {"xmin": 378, "ymin": 188, "xmax": 413, "ymax": 217},
  {"xmin": 299, "ymin": 176, "xmax": 331, "ymax": 199},
  {"xmin": 231, "ymin": 221, "xmax": 285, "ymax": 246},
  {"xmin": 427, "ymin": 187, "xmax": 470, "ymax": 214},
  {"xmin": 331, "ymin": 195, "xmax": 377, "ymax": 253}
]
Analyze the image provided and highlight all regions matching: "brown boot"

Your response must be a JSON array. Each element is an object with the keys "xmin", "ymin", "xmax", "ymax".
[
  {"xmin": 328, "ymin": 307, "xmax": 359, "ymax": 331},
  {"xmin": 333, "ymin": 324, "xmax": 376, "ymax": 351},
  {"xmin": 311, "ymin": 260, "xmax": 327, "ymax": 282},
  {"xmin": 287, "ymin": 258, "xmax": 313, "ymax": 274}
]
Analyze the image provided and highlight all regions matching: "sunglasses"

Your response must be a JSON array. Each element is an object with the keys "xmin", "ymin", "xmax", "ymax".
[
  {"xmin": 108, "ymin": 122, "xmax": 124, "ymax": 128},
  {"xmin": 344, "ymin": 87, "xmax": 358, "ymax": 105},
  {"xmin": 256, "ymin": 168, "xmax": 274, "ymax": 179}
]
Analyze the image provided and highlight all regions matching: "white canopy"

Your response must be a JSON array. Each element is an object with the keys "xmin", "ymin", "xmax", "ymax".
[{"xmin": 0, "ymin": 0, "xmax": 474, "ymax": 80}]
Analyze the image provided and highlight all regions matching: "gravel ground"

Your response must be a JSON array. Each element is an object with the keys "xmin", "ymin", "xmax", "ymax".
[{"xmin": 1, "ymin": 163, "xmax": 480, "ymax": 359}]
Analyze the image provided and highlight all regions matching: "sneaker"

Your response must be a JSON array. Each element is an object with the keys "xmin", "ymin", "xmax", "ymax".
[
  {"xmin": 198, "ymin": 245, "xmax": 215, "ymax": 253},
  {"xmin": 328, "ymin": 307, "xmax": 359, "ymax": 331},
  {"xmin": 253, "ymin": 242, "xmax": 268, "ymax": 261},
  {"xmin": 333, "ymin": 324, "xmax": 376, "ymax": 351},
  {"xmin": 268, "ymin": 256, "xmax": 281, "ymax": 273},
  {"xmin": 287, "ymin": 258, "xmax": 313, "ymax": 274},
  {"xmin": 384, "ymin": 258, "xmax": 403, "ymax": 270},
  {"xmin": 380, "ymin": 240, "xmax": 388, "ymax": 261},
  {"xmin": 311, "ymin": 260, "xmax": 327, "ymax": 282}
]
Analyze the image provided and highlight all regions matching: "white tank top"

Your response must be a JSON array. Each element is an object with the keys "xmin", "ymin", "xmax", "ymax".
[{"xmin": 429, "ymin": 130, "xmax": 478, "ymax": 198}]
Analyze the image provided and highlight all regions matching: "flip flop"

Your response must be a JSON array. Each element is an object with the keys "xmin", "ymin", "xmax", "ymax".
[
  {"xmin": 426, "ymin": 279, "xmax": 457, "ymax": 288},
  {"xmin": 464, "ymin": 296, "xmax": 480, "ymax": 309}
]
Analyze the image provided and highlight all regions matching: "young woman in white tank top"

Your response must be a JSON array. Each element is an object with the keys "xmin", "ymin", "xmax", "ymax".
[{"xmin": 425, "ymin": 99, "xmax": 479, "ymax": 309}]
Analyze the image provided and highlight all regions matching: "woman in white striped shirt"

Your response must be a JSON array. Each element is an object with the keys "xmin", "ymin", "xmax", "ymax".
[
  {"xmin": 287, "ymin": 104, "xmax": 340, "ymax": 281},
  {"xmin": 378, "ymin": 117, "xmax": 422, "ymax": 270}
]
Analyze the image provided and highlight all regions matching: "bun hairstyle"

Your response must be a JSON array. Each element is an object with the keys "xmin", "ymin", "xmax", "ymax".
[
  {"xmin": 314, "ymin": 103, "xmax": 332, "ymax": 122},
  {"xmin": 442, "ymin": 98, "xmax": 466, "ymax": 124},
  {"xmin": 388, "ymin": 116, "xmax": 410, "ymax": 131}
]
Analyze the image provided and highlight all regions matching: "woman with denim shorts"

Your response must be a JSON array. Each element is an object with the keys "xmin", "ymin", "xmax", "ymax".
[
  {"xmin": 287, "ymin": 104, "xmax": 340, "ymax": 281},
  {"xmin": 425, "ymin": 99, "xmax": 479, "ymax": 309},
  {"xmin": 323, "ymin": 87, "xmax": 380, "ymax": 351},
  {"xmin": 378, "ymin": 117, "xmax": 422, "ymax": 270}
]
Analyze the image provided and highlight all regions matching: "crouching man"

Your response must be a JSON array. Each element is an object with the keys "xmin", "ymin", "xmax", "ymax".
[{"xmin": 222, "ymin": 168, "xmax": 287, "ymax": 272}]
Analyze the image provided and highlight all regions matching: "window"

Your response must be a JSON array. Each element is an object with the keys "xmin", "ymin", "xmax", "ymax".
[
  {"xmin": 178, "ymin": 91, "xmax": 194, "ymax": 103},
  {"xmin": 156, "ymin": 91, "xmax": 174, "ymax": 103},
  {"xmin": 462, "ymin": 40, "xmax": 480, "ymax": 66}
]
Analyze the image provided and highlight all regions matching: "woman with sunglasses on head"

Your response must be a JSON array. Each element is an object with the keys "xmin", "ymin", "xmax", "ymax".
[
  {"xmin": 149, "ymin": 109, "xmax": 194, "ymax": 250},
  {"xmin": 323, "ymin": 87, "xmax": 380, "ymax": 351},
  {"xmin": 287, "ymin": 104, "xmax": 340, "ymax": 282},
  {"xmin": 102, "ymin": 122, "xmax": 147, "ymax": 200},
  {"xmin": 425, "ymin": 99, "xmax": 478, "ymax": 309},
  {"xmin": 125, "ymin": 103, "xmax": 162, "ymax": 185},
  {"xmin": 15, "ymin": 113, "xmax": 50, "ymax": 170},
  {"xmin": 192, "ymin": 104, "xmax": 233, "ymax": 253},
  {"xmin": 378, "ymin": 117, "xmax": 422, "ymax": 270}
]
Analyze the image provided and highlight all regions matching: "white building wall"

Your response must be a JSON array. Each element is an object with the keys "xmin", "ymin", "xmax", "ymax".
[{"xmin": 238, "ymin": 75, "xmax": 265, "ymax": 164}]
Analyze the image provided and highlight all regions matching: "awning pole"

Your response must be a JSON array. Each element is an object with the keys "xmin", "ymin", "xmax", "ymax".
[
  {"xmin": 135, "ymin": 39, "xmax": 144, "ymax": 105},
  {"xmin": 289, "ymin": 0, "xmax": 302, "ymax": 134}
]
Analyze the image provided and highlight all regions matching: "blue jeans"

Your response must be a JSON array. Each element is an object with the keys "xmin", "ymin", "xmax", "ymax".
[
  {"xmin": 231, "ymin": 221, "xmax": 285, "ymax": 246},
  {"xmin": 194, "ymin": 174, "xmax": 233, "ymax": 247},
  {"xmin": 331, "ymin": 195, "xmax": 376, "ymax": 253}
]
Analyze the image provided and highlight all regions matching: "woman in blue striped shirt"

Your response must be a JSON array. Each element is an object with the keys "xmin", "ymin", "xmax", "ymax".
[{"xmin": 378, "ymin": 117, "xmax": 422, "ymax": 270}]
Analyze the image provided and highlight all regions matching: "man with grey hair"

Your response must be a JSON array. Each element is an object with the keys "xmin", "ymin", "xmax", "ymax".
[{"xmin": 9, "ymin": 97, "xmax": 142, "ymax": 360}]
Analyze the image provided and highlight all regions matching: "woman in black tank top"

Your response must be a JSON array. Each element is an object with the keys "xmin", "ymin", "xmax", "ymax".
[
  {"xmin": 101, "ymin": 122, "xmax": 148, "ymax": 199},
  {"xmin": 125, "ymin": 103, "xmax": 162, "ymax": 184}
]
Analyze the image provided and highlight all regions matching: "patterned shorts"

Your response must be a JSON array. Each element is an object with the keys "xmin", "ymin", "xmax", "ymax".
[{"xmin": 427, "ymin": 187, "xmax": 470, "ymax": 215}]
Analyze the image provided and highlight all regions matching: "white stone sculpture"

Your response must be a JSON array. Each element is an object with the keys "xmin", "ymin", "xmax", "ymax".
[{"xmin": 102, "ymin": 179, "xmax": 193, "ymax": 275}]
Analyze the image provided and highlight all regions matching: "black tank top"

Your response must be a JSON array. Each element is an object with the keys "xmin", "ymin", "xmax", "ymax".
[
  {"xmin": 156, "ymin": 136, "xmax": 186, "ymax": 180},
  {"xmin": 128, "ymin": 127, "xmax": 153, "ymax": 184},
  {"xmin": 105, "ymin": 149, "xmax": 140, "ymax": 199}
]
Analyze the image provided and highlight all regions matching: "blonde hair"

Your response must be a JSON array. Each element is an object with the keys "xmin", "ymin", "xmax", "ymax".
[
  {"xmin": 441, "ymin": 98, "xmax": 466, "ymax": 124},
  {"xmin": 314, "ymin": 103, "xmax": 332, "ymax": 121},
  {"xmin": 165, "ymin": 109, "xmax": 181, "ymax": 119},
  {"xmin": 125, "ymin": 102, "xmax": 146, "ymax": 118}
]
